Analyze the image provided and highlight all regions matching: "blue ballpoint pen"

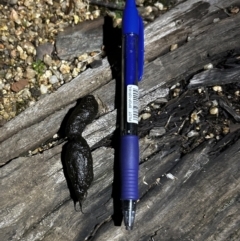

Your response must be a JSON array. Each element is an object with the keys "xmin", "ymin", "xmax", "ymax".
[{"xmin": 120, "ymin": 0, "xmax": 144, "ymax": 230}]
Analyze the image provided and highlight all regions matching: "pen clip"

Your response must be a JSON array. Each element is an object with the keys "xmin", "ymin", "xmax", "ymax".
[
  {"xmin": 123, "ymin": 0, "xmax": 144, "ymax": 82},
  {"xmin": 138, "ymin": 16, "xmax": 144, "ymax": 81}
]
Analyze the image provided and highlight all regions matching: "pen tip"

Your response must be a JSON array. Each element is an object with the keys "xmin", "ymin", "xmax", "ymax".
[
  {"xmin": 122, "ymin": 200, "xmax": 136, "ymax": 230},
  {"xmin": 123, "ymin": 209, "xmax": 136, "ymax": 230},
  {"xmin": 126, "ymin": 225, "xmax": 133, "ymax": 231}
]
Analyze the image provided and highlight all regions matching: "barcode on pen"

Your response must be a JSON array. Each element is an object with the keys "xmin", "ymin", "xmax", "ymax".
[{"xmin": 127, "ymin": 85, "xmax": 139, "ymax": 124}]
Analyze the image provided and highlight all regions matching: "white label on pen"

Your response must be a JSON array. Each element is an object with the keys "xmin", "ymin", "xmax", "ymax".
[{"xmin": 127, "ymin": 85, "xmax": 139, "ymax": 124}]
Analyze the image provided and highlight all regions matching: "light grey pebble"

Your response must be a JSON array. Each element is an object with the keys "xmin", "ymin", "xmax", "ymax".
[
  {"xmin": 51, "ymin": 69, "xmax": 63, "ymax": 81},
  {"xmin": 40, "ymin": 84, "xmax": 48, "ymax": 94},
  {"xmin": 49, "ymin": 75, "xmax": 59, "ymax": 84}
]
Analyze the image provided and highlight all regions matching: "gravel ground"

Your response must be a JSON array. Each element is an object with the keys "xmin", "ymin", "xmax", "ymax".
[{"xmin": 0, "ymin": 0, "xmax": 170, "ymax": 126}]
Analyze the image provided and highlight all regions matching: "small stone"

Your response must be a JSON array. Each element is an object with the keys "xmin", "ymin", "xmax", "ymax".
[
  {"xmin": 190, "ymin": 111, "xmax": 200, "ymax": 124},
  {"xmin": 59, "ymin": 62, "xmax": 71, "ymax": 74},
  {"xmin": 209, "ymin": 106, "xmax": 218, "ymax": 115},
  {"xmin": 19, "ymin": 89, "xmax": 31, "ymax": 98},
  {"xmin": 113, "ymin": 18, "xmax": 122, "ymax": 28},
  {"xmin": 235, "ymin": 90, "xmax": 240, "ymax": 96},
  {"xmin": 20, "ymin": 51, "xmax": 28, "ymax": 60},
  {"xmin": 52, "ymin": 83, "xmax": 60, "ymax": 90},
  {"xmin": 49, "ymin": 75, "xmax": 59, "ymax": 84},
  {"xmin": 43, "ymin": 70, "xmax": 52, "ymax": 79},
  {"xmin": 25, "ymin": 56, "xmax": 33, "ymax": 65},
  {"xmin": 145, "ymin": 106, "xmax": 151, "ymax": 112},
  {"xmin": 77, "ymin": 62, "xmax": 87, "ymax": 71},
  {"xmin": 22, "ymin": 41, "xmax": 36, "ymax": 55},
  {"xmin": 205, "ymin": 133, "xmax": 214, "ymax": 139},
  {"xmin": 72, "ymin": 68, "xmax": 80, "ymax": 77},
  {"xmin": 5, "ymin": 71, "xmax": 13, "ymax": 80},
  {"xmin": 198, "ymin": 88, "xmax": 204, "ymax": 94},
  {"xmin": 43, "ymin": 54, "xmax": 52, "ymax": 66},
  {"xmin": 24, "ymin": 67, "xmax": 36, "ymax": 79},
  {"xmin": 154, "ymin": 2, "xmax": 164, "ymax": 11},
  {"xmin": 144, "ymin": 6, "xmax": 153, "ymax": 14},
  {"xmin": 30, "ymin": 87, "xmax": 41, "ymax": 98},
  {"xmin": 170, "ymin": 44, "xmax": 178, "ymax": 51},
  {"xmin": 17, "ymin": 45, "xmax": 24, "ymax": 54},
  {"xmin": 11, "ymin": 79, "xmax": 29, "ymax": 92},
  {"xmin": 62, "ymin": 73, "xmax": 72, "ymax": 83},
  {"xmin": 92, "ymin": 10, "xmax": 100, "ymax": 19},
  {"xmin": 222, "ymin": 126, "xmax": 230, "ymax": 135},
  {"xmin": 212, "ymin": 100, "xmax": 218, "ymax": 106},
  {"xmin": 230, "ymin": 6, "xmax": 239, "ymax": 14},
  {"xmin": 212, "ymin": 86, "xmax": 222, "ymax": 92},
  {"xmin": 74, "ymin": 15, "xmax": 80, "ymax": 24},
  {"xmin": 40, "ymin": 84, "xmax": 48, "ymax": 94},
  {"xmin": 10, "ymin": 49, "xmax": 17, "ymax": 58},
  {"xmin": 141, "ymin": 113, "xmax": 151, "ymax": 120},
  {"xmin": 204, "ymin": 63, "xmax": 213, "ymax": 70},
  {"xmin": 173, "ymin": 88, "xmax": 181, "ymax": 97},
  {"xmin": 10, "ymin": 9, "xmax": 21, "ymax": 25},
  {"xmin": 152, "ymin": 104, "xmax": 160, "ymax": 109},
  {"xmin": 51, "ymin": 69, "xmax": 63, "ymax": 81},
  {"xmin": 166, "ymin": 173, "xmax": 177, "ymax": 180},
  {"xmin": 78, "ymin": 53, "xmax": 88, "ymax": 62},
  {"xmin": 4, "ymin": 83, "xmax": 11, "ymax": 91}
]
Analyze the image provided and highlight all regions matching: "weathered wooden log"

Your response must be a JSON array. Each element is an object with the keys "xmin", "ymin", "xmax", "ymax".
[
  {"xmin": 91, "ymin": 137, "xmax": 240, "ymax": 241},
  {"xmin": 1, "ymin": 127, "xmax": 240, "ymax": 240},
  {"xmin": 1, "ymin": 5, "xmax": 240, "ymax": 164},
  {"xmin": 1, "ymin": 0, "xmax": 240, "ymax": 240}
]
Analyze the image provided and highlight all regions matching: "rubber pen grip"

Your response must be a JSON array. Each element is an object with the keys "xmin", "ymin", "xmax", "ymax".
[{"xmin": 120, "ymin": 135, "xmax": 139, "ymax": 200}]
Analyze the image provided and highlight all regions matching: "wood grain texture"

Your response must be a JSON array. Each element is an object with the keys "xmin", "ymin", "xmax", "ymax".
[
  {"xmin": 91, "ymin": 138, "xmax": 240, "ymax": 241},
  {"xmin": 1, "ymin": 0, "xmax": 240, "ymax": 240},
  {"xmin": 188, "ymin": 67, "xmax": 240, "ymax": 88},
  {"xmin": 1, "ymin": 9, "xmax": 240, "ymax": 164}
]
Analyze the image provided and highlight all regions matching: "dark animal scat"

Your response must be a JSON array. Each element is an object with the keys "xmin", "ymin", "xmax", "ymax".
[
  {"xmin": 65, "ymin": 137, "xmax": 93, "ymax": 202},
  {"xmin": 64, "ymin": 95, "xmax": 98, "ymax": 207},
  {"xmin": 65, "ymin": 95, "xmax": 98, "ymax": 139}
]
